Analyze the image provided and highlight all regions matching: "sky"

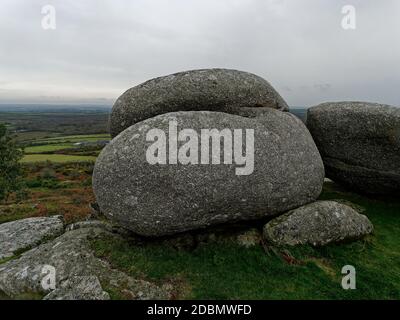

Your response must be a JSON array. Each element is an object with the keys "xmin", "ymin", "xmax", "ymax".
[{"xmin": 0, "ymin": 0, "xmax": 399, "ymax": 107}]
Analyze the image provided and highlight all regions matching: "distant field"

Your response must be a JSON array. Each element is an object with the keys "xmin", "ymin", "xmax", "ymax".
[
  {"xmin": 290, "ymin": 108, "xmax": 307, "ymax": 122},
  {"xmin": 44, "ymin": 134, "xmax": 110, "ymax": 141},
  {"xmin": 18, "ymin": 132, "xmax": 110, "ymax": 162},
  {"xmin": 11, "ymin": 131, "xmax": 63, "ymax": 143},
  {"xmin": 0, "ymin": 106, "xmax": 110, "ymax": 136},
  {"xmin": 38, "ymin": 134, "xmax": 110, "ymax": 144},
  {"xmin": 24, "ymin": 144, "xmax": 74, "ymax": 153},
  {"xmin": 21, "ymin": 154, "xmax": 96, "ymax": 163}
]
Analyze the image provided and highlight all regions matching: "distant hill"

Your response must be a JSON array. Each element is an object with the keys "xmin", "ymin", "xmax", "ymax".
[
  {"xmin": 289, "ymin": 107, "xmax": 307, "ymax": 122},
  {"xmin": 0, "ymin": 104, "xmax": 112, "ymax": 113},
  {"xmin": 0, "ymin": 104, "xmax": 308, "ymax": 136}
]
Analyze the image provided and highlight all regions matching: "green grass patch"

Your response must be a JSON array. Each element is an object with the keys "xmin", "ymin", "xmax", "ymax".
[
  {"xmin": 37, "ymin": 134, "xmax": 110, "ymax": 144},
  {"xmin": 24, "ymin": 144, "xmax": 74, "ymax": 153},
  {"xmin": 12, "ymin": 131, "xmax": 62, "ymax": 143},
  {"xmin": 91, "ymin": 182, "xmax": 400, "ymax": 300},
  {"xmin": 21, "ymin": 154, "xmax": 96, "ymax": 163},
  {"xmin": 0, "ymin": 204, "xmax": 36, "ymax": 224},
  {"xmin": 43, "ymin": 134, "xmax": 110, "ymax": 140}
]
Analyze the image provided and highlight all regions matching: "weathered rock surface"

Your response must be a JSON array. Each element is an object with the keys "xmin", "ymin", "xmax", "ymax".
[
  {"xmin": 94, "ymin": 110, "xmax": 324, "ymax": 236},
  {"xmin": 0, "ymin": 216, "xmax": 64, "ymax": 259},
  {"xmin": 307, "ymin": 102, "xmax": 400, "ymax": 195},
  {"xmin": 263, "ymin": 201, "xmax": 373, "ymax": 246},
  {"xmin": 0, "ymin": 227, "xmax": 170, "ymax": 300},
  {"xmin": 43, "ymin": 276, "xmax": 110, "ymax": 300},
  {"xmin": 109, "ymin": 68, "xmax": 289, "ymax": 137},
  {"xmin": 65, "ymin": 220, "xmax": 113, "ymax": 232}
]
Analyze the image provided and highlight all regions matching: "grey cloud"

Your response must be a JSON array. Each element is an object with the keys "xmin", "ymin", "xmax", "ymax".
[
  {"xmin": 0, "ymin": 0, "xmax": 399, "ymax": 106},
  {"xmin": 314, "ymin": 84, "xmax": 332, "ymax": 92}
]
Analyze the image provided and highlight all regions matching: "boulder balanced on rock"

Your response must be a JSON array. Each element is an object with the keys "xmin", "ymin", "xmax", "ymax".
[
  {"xmin": 93, "ymin": 110, "xmax": 324, "ymax": 236},
  {"xmin": 109, "ymin": 68, "xmax": 289, "ymax": 137},
  {"xmin": 307, "ymin": 102, "xmax": 400, "ymax": 195}
]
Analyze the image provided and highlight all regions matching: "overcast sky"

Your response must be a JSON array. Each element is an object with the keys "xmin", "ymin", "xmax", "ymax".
[{"xmin": 0, "ymin": 0, "xmax": 399, "ymax": 107}]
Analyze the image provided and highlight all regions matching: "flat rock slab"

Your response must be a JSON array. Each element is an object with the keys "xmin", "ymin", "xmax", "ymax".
[
  {"xmin": 0, "ymin": 216, "xmax": 64, "ymax": 260},
  {"xmin": 263, "ymin": 201, "xmax": 373, "ymax": 246},
  {"xmin": 110, "ymin": 68, "xmax": 289, "ymax": 137},
  {"xmin": 0, "ymin": 226, "xmax": 170, "ymax": 300}
]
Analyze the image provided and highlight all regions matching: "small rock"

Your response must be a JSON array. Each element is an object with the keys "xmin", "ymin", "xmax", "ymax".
[
  {"xmin": 66, "ymin": 220, "xmax": 112, "ymax": 232},
  {"xmin": 0, "ymin": 216, "xmax": 64, "ymax": 260},
  {"xmin": 263, "ymin": 201, "xmax": 373, "ymax": 246},
  {"xmin": 236, "ymin": 229, "xmax": 261, "ymax": 248}
]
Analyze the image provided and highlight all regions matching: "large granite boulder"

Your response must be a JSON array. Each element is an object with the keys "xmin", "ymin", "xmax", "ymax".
[
  {"xmin": 109, "ymin": 69, "xmax": 289, "ymax": 137},
  {"xmin": 307, "ymin": 102, "xmax": 400, "ymax": 195},
  {"xmin": 0, "ymin": 216, "xmax": 64, "ymax": 260},
  {"xmin": 93, "ymin": 109, "xmax": 324, "ymax": 237},
  {"xmin": 263, "ymin": 201, "xmax": 373, "ymax": 246}
]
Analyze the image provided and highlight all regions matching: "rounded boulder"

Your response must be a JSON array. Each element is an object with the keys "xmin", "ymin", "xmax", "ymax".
[
  {"xmin": 109, "ymin": 68, "xmax": 289, "ymax": 137},
  {"xmin": 263, "ymin": 201, "xmax": 373, "ymax": 246},
  {"xmin": 307, "ymin": 101, "xmax": 400, "ymax": 195},
  {"xmin": 94, "ymin": 110, "xmax": 324, "ymax": 237}
]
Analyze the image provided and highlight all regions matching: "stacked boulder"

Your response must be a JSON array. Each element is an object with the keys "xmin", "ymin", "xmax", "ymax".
[
  {"xmin": 109, "ymin": 68, "xmax": 289, "ymax": 137},
  {"xmin": 307, "ymin": 102, "xmax": 400, "ymax": 196},
  {"xmin": 1, "ymin": 71, "xmax": 381, "ymax": 300},
  {"xmin": 93, "ymin": 69, "xmax": 373, "ymax": 243}
]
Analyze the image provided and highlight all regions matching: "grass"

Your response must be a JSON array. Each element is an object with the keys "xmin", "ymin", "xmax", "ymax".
[
  {"xmin": 1, "ymin": 187, "xmax": 95, "ymax": 224},
  {"xmin": 24, "ymin": 144, "xmax": 74, "ymax": 153},
  {"xmin": 12, "ymin": 131, "xmax": 62, "ymax": 143},
  {"xmin": 21, "ymin": 154, "xmax": 96, "ymax": 163},
  {"xmin": 91, "ymin": 182, "xmax": 400, "ymax": 300},
  {"xmin": 43, "ymin": 134, "xmax": 110, "ymax": 141},
  {"xmin": 37, "ymin": 134, "xmax": 110, "ymax": 144},
  {"xmin": 1, "ymin": 162, "xmax": 95, "ymax": 224},
  {"xmin": 20, "ymin": 133, "xmax": 108, "ymax": 161},
  {"xmin": 0, "ymin": 203, "xmax": 36, "ymax": 224}
]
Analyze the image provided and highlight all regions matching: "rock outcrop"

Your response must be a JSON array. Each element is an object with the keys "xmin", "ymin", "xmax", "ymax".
[
  {"xmin": 0, "ymin": 216, "xmax": 64, "ymax": 260},
  {"xmin": 93, "ymin": 110, "xmax": 324, "ymax": 236},
  {"xmin": 263, "ymin": 201, "xmax": 373, "ymax": 246},
  {"xmin": 109, "ymin": 68, "xmax": 289, "ymax": 137},
  {"xmin": 43, "ymin": 276, "xmax": 110, "ymax": 300},
  {"xmin": 0, "ymin": 225, "xmax": 170, "ymax": 300},
  {"xmin": 307, "ymin": 102, "xmax": 400, "ymax": 195}
]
